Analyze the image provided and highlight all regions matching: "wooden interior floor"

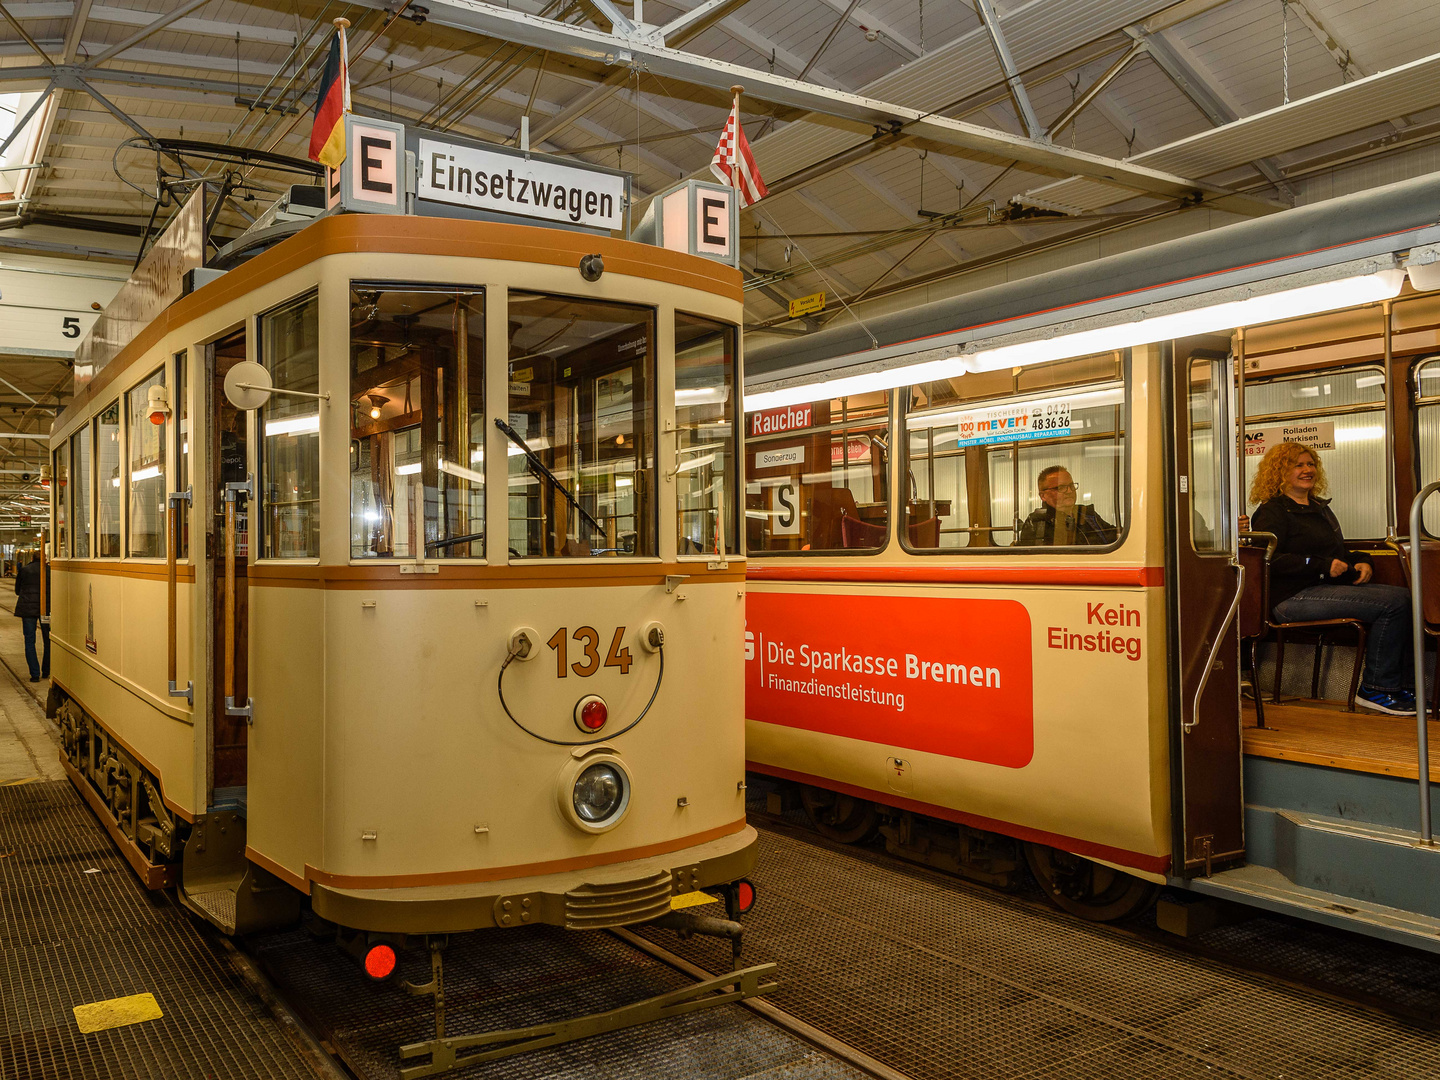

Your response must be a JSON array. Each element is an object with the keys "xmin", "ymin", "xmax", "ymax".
[{"xmin": 1242, "ymin": 698, "xmax": 1440, "ymax": 782}]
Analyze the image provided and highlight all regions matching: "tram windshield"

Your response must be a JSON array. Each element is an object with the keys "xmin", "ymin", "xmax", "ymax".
[
  {"xmin": 350, "ymin": 285, "xmax": 485, "ymax": 559},
  {"xmin": 905, "ymin": 351, "xmax": 1126, "ymax": 550},
  {"xmin": 506, "ymin": 294, "xmax": 655, "ymax": 558},
  {"xmin": 675, "ymin": 313, "xmax": 738, "ymax": 557},
  {"xmin": 745, "ymin": 391, "xmax": 890, "ymax": 553}
]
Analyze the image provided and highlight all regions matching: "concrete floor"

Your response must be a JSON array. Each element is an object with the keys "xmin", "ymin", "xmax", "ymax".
[{"xmin": 0, "ymin": 592, "xmax": 62, "ymax": 786}]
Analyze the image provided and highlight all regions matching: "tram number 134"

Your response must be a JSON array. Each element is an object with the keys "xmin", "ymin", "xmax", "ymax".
[{"xmin": 547, "ymin": 627, "xmax": 634, "ymax": 678}]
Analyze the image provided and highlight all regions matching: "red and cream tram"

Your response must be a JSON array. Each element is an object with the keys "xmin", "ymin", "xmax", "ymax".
[{"xmin": 742, "ymin": 171, "xmax": 1440, "ymax": 944}]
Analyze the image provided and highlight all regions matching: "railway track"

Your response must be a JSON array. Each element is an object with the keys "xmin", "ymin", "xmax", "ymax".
[
  {"xmin": 747, "ymin": 807, "xmax": 1440, "ymax": 1033},
  {"xmin": 224, "ymin": 896, "xmax": 902, "ymax": 1080}
]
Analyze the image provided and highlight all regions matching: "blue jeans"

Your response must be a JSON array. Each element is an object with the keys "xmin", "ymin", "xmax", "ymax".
[
  {"xmin": 1273, "ymin": 583, "xmax": 1413, "ymax": 692},
  {"xmin": 21, "ymin": 616, "xmax": 48, "ymax": 680}
]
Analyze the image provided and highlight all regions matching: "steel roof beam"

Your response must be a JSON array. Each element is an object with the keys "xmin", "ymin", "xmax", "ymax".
[
  {"xmin": 974, "ymin": 0, "xmax": 1044, "ymax": 141},
  {"xmin": 82, "ymin": 0, "xmax": 214, "ymax": 70},
  {"xmin": 342, "ymin": 0, "xmax": 1249, "ymax": 206},
  {"xmin": 0, "ymin": 0, "xmax": 53, "ymax": 64},
  {"xmin": 62, "ymin": 0, "xmax": 91, "ymax": 64},
  {"xmin": 657, "ymin": 0, "xmax": 754, "ymax": 44},
  {"xmin": 1125, "ymin": 25, "xmax": 1296, "ymax": 202},
  {"xmin": 1045, "ymin": 38, "xmax": 1147, "ymax": 140}
]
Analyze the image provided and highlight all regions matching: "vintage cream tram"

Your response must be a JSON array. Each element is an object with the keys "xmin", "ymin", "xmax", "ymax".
[
  {"xmin": 742, "ymin": 170, "xmax": 1440, "ymax": 944},
  {"xmin": 46, "ymin": 124, "xmax": 767, "ymax": 1071}
]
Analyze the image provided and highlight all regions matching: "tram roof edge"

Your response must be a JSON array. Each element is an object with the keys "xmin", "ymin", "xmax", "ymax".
[{"xmin": 746, "ymin": 171, "xmax": 1440, "ymax": 389}]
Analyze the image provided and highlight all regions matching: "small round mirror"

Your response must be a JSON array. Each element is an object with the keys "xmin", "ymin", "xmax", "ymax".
[{"xmin": 224, "ymin": 361, "xmax": 272, "ymax": 411}]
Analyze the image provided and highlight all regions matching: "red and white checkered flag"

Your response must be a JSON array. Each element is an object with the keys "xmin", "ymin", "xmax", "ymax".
[{"xmin": 710, "ymin": 104, "xmax": 768, "ymax": 207}]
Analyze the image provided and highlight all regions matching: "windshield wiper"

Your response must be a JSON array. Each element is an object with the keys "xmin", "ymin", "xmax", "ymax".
[{"xmin": 493, "ymin": 417, "xmax": 604, "ymax": 537}]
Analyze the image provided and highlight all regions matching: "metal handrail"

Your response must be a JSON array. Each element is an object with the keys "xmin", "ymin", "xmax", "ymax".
[
  {"xmin": 1408, "ymin": 482, "xmax": 1440, "ymax": 844},
  {"xmin": 1188, "ymin": 562, "xmax": 1245, "ymax": 734}
]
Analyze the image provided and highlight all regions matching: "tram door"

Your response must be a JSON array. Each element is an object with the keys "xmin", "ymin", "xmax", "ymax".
[
  {"xmin": 1165, "ymin": 343, "xmax": 1245, "ymax": 877},
  {"xmin": 206, "ymin": 330, "xmax": 249, "ymax": 804}
]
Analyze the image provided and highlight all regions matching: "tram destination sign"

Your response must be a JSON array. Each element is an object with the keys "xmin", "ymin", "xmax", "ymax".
[{"xmin": 416, "ymin": 136, "xmax": 628, "ymax": 232}]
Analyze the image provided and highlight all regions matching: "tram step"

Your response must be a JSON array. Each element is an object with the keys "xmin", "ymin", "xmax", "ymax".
[
  {"xmin": 1245, "ymin": 806, "xmax": 1440, "ymax": 920},
  {"xmin": 1186, "ymin": 863, "xmax": 1440, "ymax": 955}
]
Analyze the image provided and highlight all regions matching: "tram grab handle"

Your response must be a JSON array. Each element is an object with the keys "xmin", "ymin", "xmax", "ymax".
[{"xmin": 1408, "ymin": 482, "xmax": 1440, "ymax": 844}]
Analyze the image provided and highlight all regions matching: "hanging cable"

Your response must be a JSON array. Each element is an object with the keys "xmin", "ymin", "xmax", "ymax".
[
  {"xmin": 497, "ymin": 644, "xmax": 665, "ymax": 747},
  {"xmin": 1282, "ymin": 0, "xmax": 1290, "ymax": 105}
]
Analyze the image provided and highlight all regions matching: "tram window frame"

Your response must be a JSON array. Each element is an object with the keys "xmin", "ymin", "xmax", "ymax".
[
  {"xmin": 259, "ymin": 292, "xmax": 322, "ymax": 560},
  {"xmin": 126, "ymin": 365, "xmax": 167, "ymax": 559},
  {"xmin": 53, "ymin": 441, "xmax": 69, "ymax": 558},
  {"xmin": 1412, "ymin": 355, "xmax": 1440, "ymax": 535},
  {"xmin": 70, "ymin": 422, "xmax": 91, "ymax": 559},
  {"xmin": 900, "ymin": 351, "xmax": 1130, "ymax": 556},
  {"xmin": 505, "ymin": 292, "xmax": 657, "ymax": 560},
  {"xmin": 349, "ymin": 282, "xmax": 486, "ymax": 561},
  {"xmin": 744, "ymin": 391, "xmax": 892, "ymax": 557},
  {"xmin": 1243, "ymin": 363, "xmax": 1387, "ymax": 540},
  {"xmin": 674, "ymin": 311, "xmax": 740, "ymax": 559},
  {"xmin": 95, "ymin": 398, "xmax": 122, "ymax": 558},
  {"xmin": 174, "ymin": 350, "xmax": 189, "ymax": 559}
]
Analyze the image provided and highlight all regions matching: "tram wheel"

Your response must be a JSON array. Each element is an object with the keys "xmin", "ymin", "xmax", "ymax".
[
  {"xmin": 1023, "ymin": 842, "xmax": 1158, "ymax": 922},
  {"xmin": 799, "ymin": 786, "xmax": 878, "ymax": 844}
]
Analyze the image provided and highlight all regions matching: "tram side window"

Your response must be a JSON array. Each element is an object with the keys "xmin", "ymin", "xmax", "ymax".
[
  {"xmin": 350, "ymin": 285, "xmax": 484, "ymax": 559},
  {"xmin": 745, "ymin": 392, "xmax": 889, "ymax": 554},
  {"xmin": 675, "ymin": 313, "xmax": 737, "ymax": 556},
  {"xmin": 53, "ymin": 442, "xmax": 68, "ymax": 557},
  {"xmin": 96, "ymin": 400, "xmax": 121, "ymax": 557},
  {"xmin": 1187, "ymin": 351, "xmax": 1234, "ymax": 553},
  {"xmin": 1243, "ymin": 365, "xmax": 1386, "ymax": 538},
  {"xmin": 507, "ymin": 295, "xmax": 654, "ymax": 558},
  {"xmin": 260, "ymin": 294, "xmax": 320, "ymax": 559},
  {"xmin": 126, "ymin": 367, "xmax": 166, "ymax": 558},
  {"xmin": 70, "ymin": 424, "xmax": 90, "ymax": 558},
  {"xmin": 904, "ymin": 352, "xmax": 1126, "ymax": 550}
]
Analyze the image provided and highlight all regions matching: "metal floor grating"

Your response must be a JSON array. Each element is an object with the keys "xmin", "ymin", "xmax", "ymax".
[
  {"xmin": 639, "ymin": 823, "xmax": 1440, "ymax": 1079},
  {"xmin": 0, "ymin": 780, "xmax": 323, "ymax": 1080},
  {"xmin": 251, "ymin": 922, "xmax": 870, "ymax": 1080}
]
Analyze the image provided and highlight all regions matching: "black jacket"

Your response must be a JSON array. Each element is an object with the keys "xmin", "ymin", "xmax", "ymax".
[
  {"xmin": 1250, "ymin": 494, "xmax": 1371, "ymax": 610},
  {"xmin": 13, "ymin": 560, "xmax": 49, "ymax": 619},
  {"xmin": 1017, "ymin": 503, "xmax": 1117, "ymax": 547}
]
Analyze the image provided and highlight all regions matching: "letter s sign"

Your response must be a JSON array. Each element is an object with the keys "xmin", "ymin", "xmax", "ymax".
[{"xmin": 773, "ymin": 481, "xmax": 800, "ymax": 536}]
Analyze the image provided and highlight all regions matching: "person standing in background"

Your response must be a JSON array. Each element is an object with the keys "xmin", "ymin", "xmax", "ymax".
[{"xmin": 14, "ymin": 551, "xmax": 49, "ymax": 683}]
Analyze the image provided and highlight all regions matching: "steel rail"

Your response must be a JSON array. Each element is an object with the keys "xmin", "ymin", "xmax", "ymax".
[{"xmin": 610, "ymin": 926, "xmax": 917, "ymax": 1080}]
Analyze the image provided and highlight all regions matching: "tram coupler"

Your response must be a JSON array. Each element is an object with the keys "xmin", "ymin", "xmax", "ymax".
[{"xmin": 652, "ymin": 909, "xmax": 745, "ymax": 966}]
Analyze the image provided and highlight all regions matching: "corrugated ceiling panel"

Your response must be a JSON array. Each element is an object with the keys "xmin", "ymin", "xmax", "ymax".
[{"xmin": 1023, "ymin": 48, "xmax": 1440, "ymax": 211}]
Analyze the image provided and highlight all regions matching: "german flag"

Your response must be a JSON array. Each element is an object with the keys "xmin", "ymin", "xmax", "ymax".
[{"xmin": 308, "ymin": 32, "xmax": 348, "ymax": 168}]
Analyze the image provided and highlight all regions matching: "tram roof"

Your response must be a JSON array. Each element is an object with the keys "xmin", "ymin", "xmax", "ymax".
[{"xmin": 745, "ymin": 170, "xmax": 1440, "ymax": 392}]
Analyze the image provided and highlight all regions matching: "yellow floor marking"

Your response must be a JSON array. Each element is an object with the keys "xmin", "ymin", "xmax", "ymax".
[
  {"xmin": 73, "ymin": 993, "xmax": 163, "ymax": 1034},
  {"xmin": 669, "ymin": 891, "xmax": 720, "ymax": 910},
  {"xmin": 0, "ymin": 778, "xmax": 38, "ymax": 787}
]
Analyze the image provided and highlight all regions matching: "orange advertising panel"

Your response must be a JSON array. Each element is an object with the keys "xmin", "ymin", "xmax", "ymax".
[{"xmin": 745, "ymin": 592, "xmax": 1034, "ymax": 768}]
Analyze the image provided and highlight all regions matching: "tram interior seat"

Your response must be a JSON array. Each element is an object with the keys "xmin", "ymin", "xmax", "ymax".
[
  {"xmin": 811, "ymin": 487, "xmax": 858, "ymax": 550},
  {"xmin": 1386, "ymin": 537, "xmax": 1440, "ymax": 719},
  {"xmin": 1242, "ymin": 530, "xmax": 1367, "ymax": 714},
  {"xmin": 838, "ymin": 512, "xmax": 941, "ymax": 549}
]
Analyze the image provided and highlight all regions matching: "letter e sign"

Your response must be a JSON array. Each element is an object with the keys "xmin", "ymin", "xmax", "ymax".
[
  {"xmin": 694, "ymin": 186, "xmax": 731, "ymax": 258},
  {"xmin": 344, "ymin": 117, "xmax": 404, "ymax": 214}
]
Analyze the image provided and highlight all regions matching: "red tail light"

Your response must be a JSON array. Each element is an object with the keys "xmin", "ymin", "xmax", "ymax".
[
  {"xmin": 736, "ymin": 879, "xmax": 756, "ymax": 914},
  {"xmin": 575, "ymin": 695, "xmax": 608, "ymax": 732},
  {"xmin": 364, "ymin": 943, "xmax": 397, "ymax": 980}
]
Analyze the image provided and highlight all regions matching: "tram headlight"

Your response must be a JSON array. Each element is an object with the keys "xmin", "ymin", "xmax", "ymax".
[
  {"xmin": 574, "ymin": 764, "xmax": 624, "ymax": 822},
  {"xmin": 558, "ymin": 752, "xmax": 632, "ymax": 833}
]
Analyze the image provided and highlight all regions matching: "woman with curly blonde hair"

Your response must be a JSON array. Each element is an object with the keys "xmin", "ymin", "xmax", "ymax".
[{"xmin": 1250, "ymin": 441, "xmax": 1414, "ymax": 715}]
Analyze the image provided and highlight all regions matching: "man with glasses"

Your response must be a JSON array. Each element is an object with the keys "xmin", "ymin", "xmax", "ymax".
[{"xmin": 1017, "ymin": 465, "xmax": 1117, "ymax": 546}]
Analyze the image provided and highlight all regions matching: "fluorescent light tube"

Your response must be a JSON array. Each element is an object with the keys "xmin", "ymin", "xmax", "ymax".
[{"xmin": 744, "ymin": 270, "xmax": 1405, "ymax": 412}]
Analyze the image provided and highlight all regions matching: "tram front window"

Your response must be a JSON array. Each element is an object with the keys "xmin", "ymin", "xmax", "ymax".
[
  {"xmin": 745, "ymin": 392, "xmax": 890, "ymax": 554},
  {"xmin": 506, "ymin": 294, "xmax": 655, "ymax": 558},
  {"xmin": 675, "ymin": 313, "xmax": 737, "ymax": 557},
  {"xmin": 350, "ymin": 285, "xmax": 485, "ymax": 559},
  {"xmin": 904, "ymin": 351, "xmax": 1126, "ymax": 550}
]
